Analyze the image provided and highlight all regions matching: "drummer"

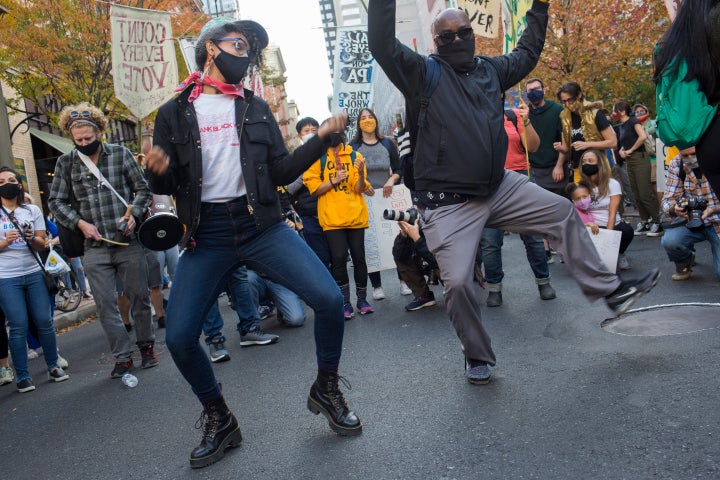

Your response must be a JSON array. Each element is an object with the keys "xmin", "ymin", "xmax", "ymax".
[{"xmin": 49, "ymin": 102, "xmax": 157, "ymax": 378}]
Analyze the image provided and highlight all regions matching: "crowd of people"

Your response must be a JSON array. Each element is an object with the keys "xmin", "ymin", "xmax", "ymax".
[{"xmin": 2, "ymin": 0, "xmax": 719, "ymax": 471}]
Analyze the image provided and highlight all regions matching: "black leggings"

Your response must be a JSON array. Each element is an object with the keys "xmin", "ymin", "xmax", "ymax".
[
  {"xmin": 697, "ymin": 115, "xmax": 720, "ymax": 196},
  {"xmin": 325, "ymin": 228, "xmax": 368, "ymax": 288}
]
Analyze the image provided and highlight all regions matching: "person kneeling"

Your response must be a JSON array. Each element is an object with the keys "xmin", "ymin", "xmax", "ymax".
[
  {"xmin": 392, "ymin": 217, "xmax": 438, "ymax": 311},
  {"xmin": 661, "ymin": 147, "xmax": 720, "ymax": 281}
]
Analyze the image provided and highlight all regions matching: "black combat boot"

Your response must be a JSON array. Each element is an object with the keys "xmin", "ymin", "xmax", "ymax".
[
  {"xmin": 189, "ymin": 396, "xmax": 242, "ymax": 468},
  {"xmin": 307, "ymin": 370, "xmax": 362, "ymax": 436}
]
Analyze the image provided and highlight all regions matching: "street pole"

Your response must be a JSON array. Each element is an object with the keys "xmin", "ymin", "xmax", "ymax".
[{"xmin": 0, "ymin": 82, "xmax": 14, "ymax": 169}]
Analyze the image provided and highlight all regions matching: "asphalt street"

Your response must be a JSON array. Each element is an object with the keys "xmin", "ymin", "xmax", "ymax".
[{"xmin": 2, "ymin": 232, "xmax": 720, "ymax": 480}]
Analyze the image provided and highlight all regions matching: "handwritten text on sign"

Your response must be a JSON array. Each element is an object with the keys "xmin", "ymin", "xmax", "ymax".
[
  {"xmin": 458, "ymin": 0, "xmax": 500, "ymax": 38},
  {"xmin": 110, "ymin": 5, "xmax": 178, "ymax": 119}
]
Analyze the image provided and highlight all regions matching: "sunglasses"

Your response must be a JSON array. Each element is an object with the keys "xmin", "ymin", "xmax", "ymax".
[
  {"xmin": 434, "ymin": 27, "xmax": 474, "ymax": 46},
  {"xmin": 214, "ymin": 37, "xmax": 252, "ymax": 57},
  {"xmin": 70, "ymin": 110, "xmax": 92, "ymax": 119}
]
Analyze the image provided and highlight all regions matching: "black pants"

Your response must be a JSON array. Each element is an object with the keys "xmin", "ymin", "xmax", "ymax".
[
  {"xmin": 325, "ymin": 228, "xmax": 368, "ymax": 288},
  {"xmin": 697, "ymin": 115, "xmax": 720, "ymax": 196}
]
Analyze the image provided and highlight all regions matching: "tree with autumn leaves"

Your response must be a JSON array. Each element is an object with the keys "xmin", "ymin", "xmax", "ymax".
[
  {"xmin": 0, "ymin": 0, "xmax": 205, "ymax": 122},
  {"xmin": 476, "ymin": 0, "xmax": 669, "ymax": 111}
]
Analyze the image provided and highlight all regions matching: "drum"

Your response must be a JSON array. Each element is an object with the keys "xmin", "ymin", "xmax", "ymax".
[{"xmin": 138, "ymin": 195, "xmax": 184, "ymax": 251}]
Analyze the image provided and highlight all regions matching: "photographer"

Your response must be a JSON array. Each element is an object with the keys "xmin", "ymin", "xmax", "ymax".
[
  {"xmin": 391, "ymin": 210, "xmax": 438, "ymax": 311},
  {"xmin": 661, "ymin": 147, "xmax": 720, "ymax": 281}
]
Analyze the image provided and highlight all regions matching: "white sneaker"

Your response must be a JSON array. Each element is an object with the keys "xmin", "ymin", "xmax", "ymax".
[
  {"xmin": 0, "ymin": 366, "xmax": 14, "ymax": 386},
  {"xmin": 372, "ymin": 287, "xmax": 386, "ymax": 300},
  {"xmin": 27, "ymin": 349, "xmax": 39, "ymax": 360},
  {"xmin": 400, "ymin": 282, "xmax": 412, "ymax": 296},
  {"xmin": 56, "ymin": 351, "xmax": 69, "ymax": 369}
]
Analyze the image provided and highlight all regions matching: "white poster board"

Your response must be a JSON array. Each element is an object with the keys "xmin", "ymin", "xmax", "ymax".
[
  {"xmin": 458, "ymin": 0, "xmax": 501, "ymax": 38},
  {"xmin": 110, "ymin": 5, "xmax": 178, "ymax": 120},
  {"xmin": 364, "ymin": 185, "xmax": 413, "ymax": 273},
  {"xmin": 332, "ymin": 27, "xmax": 374, "ymax": 142},
  {"xmin": 586, "ymin": 227, "xmax": 621, "ymax": 274}
]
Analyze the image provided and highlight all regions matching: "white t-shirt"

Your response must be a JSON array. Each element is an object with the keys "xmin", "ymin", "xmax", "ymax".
[
  {"xmin": 589, "ymin": 178, "xmax": 622, "ymax": 227},
  {"xmin": 0, "ymin": 204, "xmax": 45, "ymax": 279},
  {"xmin": 194, "ymin": 93, "xmax": 246, "ymax": 202}
]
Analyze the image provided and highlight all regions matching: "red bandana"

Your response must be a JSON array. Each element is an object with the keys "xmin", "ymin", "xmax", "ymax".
[{"xmin": 176, "ymin": 72, "xmax": 245, "ymax": 103}]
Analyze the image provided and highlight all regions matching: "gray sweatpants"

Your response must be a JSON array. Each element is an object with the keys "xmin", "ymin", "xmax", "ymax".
[
  {"xmin": 84, "ymin": 240, "xmax": 154, "ymax": 361},
  {"xmin": 420, "ymin": 170, "xmax": 621, "ymax": 365}
]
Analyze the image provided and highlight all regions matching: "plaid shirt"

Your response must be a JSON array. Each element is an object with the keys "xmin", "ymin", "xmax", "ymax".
[
  {"xmin": 661, "ymin": 154, "xmax": 720, "ymax": 236},
  {"xmin": 49, "ymin": 143, "xmax": 152, "ymax": 244}
]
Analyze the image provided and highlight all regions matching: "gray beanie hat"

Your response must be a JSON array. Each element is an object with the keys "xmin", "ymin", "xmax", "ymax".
[{"xmin": 195, "ymin": 17, "xmax": 269, "ymax": 72}]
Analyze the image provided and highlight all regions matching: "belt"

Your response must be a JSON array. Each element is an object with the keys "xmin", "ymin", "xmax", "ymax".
[{"xmin": 415, "ymin": 191, "xmax": 473, "ymax": 210}]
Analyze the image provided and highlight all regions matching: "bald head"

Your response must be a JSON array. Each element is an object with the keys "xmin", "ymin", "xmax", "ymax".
[
  {"xmin": 433, "ymin": 9, "xmax": 472, "ymax": 50},
  {"xmin": 433, "ymin": 8, "xmax": 470, "ymax": 34}
]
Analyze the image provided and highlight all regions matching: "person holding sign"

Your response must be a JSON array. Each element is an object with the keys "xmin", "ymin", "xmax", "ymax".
[
  {"xmin": 368, "ymin": 0, "xmax": 660, "ymax": 386},
  {"xmin": 578, "ymin": 149, "xmax": 635, "ymax": 271}
]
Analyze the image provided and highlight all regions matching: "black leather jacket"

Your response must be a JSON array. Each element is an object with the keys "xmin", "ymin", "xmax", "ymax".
[
  {"xmin": 148, "ymin": 86, "xmax": 329, "ymax": 248},
  {"xmin": 368, "ymin": 0, "xmax": 548, "ymax": 197}
]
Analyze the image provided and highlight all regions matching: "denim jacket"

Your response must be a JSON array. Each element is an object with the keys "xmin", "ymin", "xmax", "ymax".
[{"xmin": 148, "ymin": 86, "xmax": 329, "ymax": 248}]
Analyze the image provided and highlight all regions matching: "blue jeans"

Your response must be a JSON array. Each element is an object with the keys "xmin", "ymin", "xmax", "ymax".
[
  {"xmin": 70, "ymin": 257, "xmax": 89, "ymax": 291},
  {"xmin": 0, "ymin": 270, "xmax": 59, "ymax": 382},
  {"xmin": 480, "ymin": 227, "xmax": 550, "ymax": 285},
  {"xmin": 662, "ymin": 224, "xmax": 720, "ymax": 279},
  {"xmin": 229, "ymin": 266, "xmax": 261, "ymax": 335},
  {"xmin": 247, "ymin": 269, "xmax": 306, "ymax": 327},
  {"xmin": 300, "ymin": 215, "xmax": 331, "ymax": 269},
  {"xmin": 165, "ymin": 200, "xmax": 344, "ymax": 402},
  {"xmin": 203, "ymin": 300, "xmax": 225, "ymax": 344}
]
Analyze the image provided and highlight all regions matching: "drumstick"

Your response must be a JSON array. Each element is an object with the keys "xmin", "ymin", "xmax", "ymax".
[{"xmin": 100, "ymin": 237, "xmax": 130, "ymax": 246}]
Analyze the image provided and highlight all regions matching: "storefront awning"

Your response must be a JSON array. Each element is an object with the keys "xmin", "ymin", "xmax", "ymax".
[{"xmin": 29, "ymin": 128, "xmax": 74, "ymax": 154}]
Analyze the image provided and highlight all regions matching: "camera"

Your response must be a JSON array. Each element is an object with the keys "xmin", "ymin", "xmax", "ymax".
[
  {"xmin": 684, "ymin": 195, "xmax": 709, "ymax": 231},
  {"xmin": 383, "ymin": 207, "xmax": 419, "ymax": 224},
  {"xmin": 666, "ymin": 195, "xmax": 709, "ymax": 231}
]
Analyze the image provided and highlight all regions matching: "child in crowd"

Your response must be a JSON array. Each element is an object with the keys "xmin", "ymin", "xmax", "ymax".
[{"xmin": 566, "ymin": 182, "xmax": 599, "ymax": 234}]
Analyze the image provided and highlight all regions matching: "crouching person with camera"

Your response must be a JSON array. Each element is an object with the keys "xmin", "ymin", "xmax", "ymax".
[
  {"xmin": 661, "ymin": 147, "xmax": 720, "ymax": 281},
  {"xmin": 391, "ymin": 210, "xmax": 439, "ymax": 311}
]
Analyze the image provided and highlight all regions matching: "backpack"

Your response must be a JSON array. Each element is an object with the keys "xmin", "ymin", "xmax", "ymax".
[
  {"xmin": 655, "ymin": 56, "xmax": 718, "ymax": 150},
  {"xmin": 319, "ymin": 150, "xmax": 357, "ymax": 181}
]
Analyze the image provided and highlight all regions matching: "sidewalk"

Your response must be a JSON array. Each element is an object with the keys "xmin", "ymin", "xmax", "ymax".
[{"xmin": 54, "ymin": 296, "xmax": 96, "ymax": 332}]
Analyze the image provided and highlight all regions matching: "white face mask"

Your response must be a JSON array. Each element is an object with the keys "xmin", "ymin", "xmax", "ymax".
[{"xmin": 301, "ymin": 133, "xmax": 315, "ymax": 144}]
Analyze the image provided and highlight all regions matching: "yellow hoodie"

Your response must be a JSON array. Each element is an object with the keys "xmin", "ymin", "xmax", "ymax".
[{"xmin": 303, "ymin": 144, "xmax": 370, "ymax": 231}]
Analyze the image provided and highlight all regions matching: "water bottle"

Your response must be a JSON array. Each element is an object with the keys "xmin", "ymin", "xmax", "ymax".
[{"xmin": 121, "ymin": 373, "xmax": 138, "ymax": 388}]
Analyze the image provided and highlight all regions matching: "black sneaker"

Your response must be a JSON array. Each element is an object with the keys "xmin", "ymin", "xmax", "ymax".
[
  {"xmin": 646, "ymin": 222, "xmax": 664, "ymax": 237},
  {"xmin": 111, "ymin": 360, "xmax": 134, "ymax": 378},
  {"xmin": 17, "ymin": 378, "xmax": 35, "ymax": 393},
  {"xmin": 465, "ymin": 358, "xmax": 491, "ymax": 385},
  {"xmin": 140, "ymin": 344, "xmax": 159, "ymax": 369},
  {"xmin": 605, "ymin": 268, "xmax": 661, "ymax": 316},
  {"xmin": 48, "ymin": 367, "xmax": 69, "ymax": 382},
  {"xmin": 405, "ymin": 295, "xmax": 437, "ymax": 311},
  {"xmin": 634, "ymin": 222, "xmax": 649, "ymax": 236}
]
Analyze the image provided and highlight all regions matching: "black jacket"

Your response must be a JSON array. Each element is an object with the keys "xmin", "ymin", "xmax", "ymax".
[
  {"xmin": 148, "ymin": 86, "xmax": 329, "ymax": 248},
  {"xmin": 368, "ymin": 0, "xmax": 549, "ymax": 198}
]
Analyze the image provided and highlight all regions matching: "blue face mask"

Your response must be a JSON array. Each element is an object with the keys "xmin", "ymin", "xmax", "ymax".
[{"xmin": 527, "ymin": 89, "xmax": 544, "ymax": 105}]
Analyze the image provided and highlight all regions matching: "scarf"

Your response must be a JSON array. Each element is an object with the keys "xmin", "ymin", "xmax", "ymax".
[{"xmin": 176, "ymin": 72, "xmax": 245, "ymax": 103}]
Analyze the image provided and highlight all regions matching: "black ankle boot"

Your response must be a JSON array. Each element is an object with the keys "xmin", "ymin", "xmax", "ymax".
[
  {"xmin": 189, "ymin": 396, "xmax": 242, "ymax": 469},
  {"xmin": 307, "ymin": 370, "xmax": 362, "ymax": 436}
]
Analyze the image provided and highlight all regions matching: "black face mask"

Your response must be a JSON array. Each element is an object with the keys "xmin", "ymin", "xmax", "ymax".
[
  {"xmin": 328, "ymin": 132, "xmax": 344, "ymax": 148},
  {"xmin": 437, "ymin": 37, "xmax": 476, "ymax": 73},
  {"xmin": 75, "ymin": 139, "xmax": 101, "ymax": 157},
  {"xmin": 213, "ymin": 49, "xmax": 251, "ymax": 85},
  {"xmin": 0, "ymin": 183, "xmax": 21, "ymax": 200},
  {"xmin": 582, "ymin": 164, "xmax": 600, "ymax": 176}
]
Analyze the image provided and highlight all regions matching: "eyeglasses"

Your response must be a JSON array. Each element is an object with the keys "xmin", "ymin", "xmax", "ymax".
[
  {"xmin": 434, "ymin": 27, "xmax": 474, "ymax": 46},
  {"xmin": 561, "ymin": 97, "xmax": 578, "ymax": 105},
  {"xmin": 214, "ymin": 37, "xmax": 251, "ymax": 57},
  {"xmin": 70, "ymin": 110, "xmax": 92, "ymax": 119}
]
